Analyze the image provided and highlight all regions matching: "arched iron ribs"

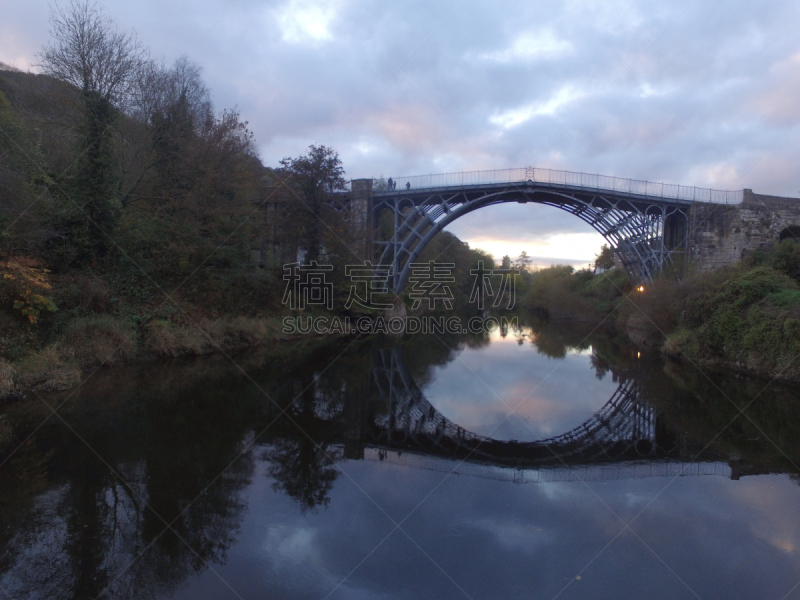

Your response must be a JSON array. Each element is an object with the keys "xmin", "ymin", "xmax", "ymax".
[{"xmin": 371, "ymin": 183, "xmax": 691, "ymax": 291}]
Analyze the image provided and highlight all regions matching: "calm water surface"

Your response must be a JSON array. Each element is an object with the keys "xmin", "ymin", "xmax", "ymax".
[{"xmin": 2, "ymin": 325, "xmax": 800, "ymax": 599}]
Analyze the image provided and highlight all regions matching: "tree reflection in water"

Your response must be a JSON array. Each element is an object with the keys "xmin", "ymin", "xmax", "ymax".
[
  {"xmin": 265, "ymin": 437, "xmax": 338, "ymax": 512},
  {"xmin": 263, "ymin": 370, "xmax": 341, "ymax": 512},
  {"xmin": 0, "ymin": 356, "xmax": 260, "ymax": 600}
]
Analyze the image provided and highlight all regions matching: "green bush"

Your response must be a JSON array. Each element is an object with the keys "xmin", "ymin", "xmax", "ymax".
[
  {"xmin": 583, "ymin": 268, "xmax": 631, "ymax": 309},
  {"xmin": 773, "ymin": 239, "xmax": 800, "ymax": 280},
  {"xmin": 657, "ymin": 265, "xmax": 800, "ymax": 377},
  {"xmin": 524, "ymin": 266, "xmax": 630, "ymax": 320},
  {"xmin": 689, "ymin": 267, "xmax": 795, "ymax": 355},
  {"xmin": 768, "ymin": 289, "xmax": 800, "ymax": 308}
]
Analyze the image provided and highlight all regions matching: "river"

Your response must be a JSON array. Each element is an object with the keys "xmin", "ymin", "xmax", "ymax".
[{"xmin": 1, "ymin": 321, "xmax": 800, "ymax": 599}]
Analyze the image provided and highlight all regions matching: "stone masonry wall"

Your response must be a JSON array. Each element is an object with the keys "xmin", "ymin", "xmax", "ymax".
[
  {"xmin": 688, "ymin": 190, "xmax": 800, "ymax": 271},
  {"xmin": 350, "ymin": 178, "xmax": 373, "ymax": 260}
]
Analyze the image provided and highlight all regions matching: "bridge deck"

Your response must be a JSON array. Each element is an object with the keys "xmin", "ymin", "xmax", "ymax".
[
  {"xmin": 351, "ymin": 167, "xmax": 743, "ymax": 205},
  {"xmin": 361, "ymin": 447, "xmax": 735, "ymax": 483}
]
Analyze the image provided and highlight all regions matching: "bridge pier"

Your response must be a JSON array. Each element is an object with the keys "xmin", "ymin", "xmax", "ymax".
[
  {"xmin": 349, "ymin": 178, "xmax": 374, "ymax": 260},
  {"xmin": 688, "ymin": 190, "xmax": 800, "ymax": 271}
]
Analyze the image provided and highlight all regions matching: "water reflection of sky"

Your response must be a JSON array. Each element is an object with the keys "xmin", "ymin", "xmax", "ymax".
[
  {"xmin": 173, "ymin": 460, "xmax": 800, "ymax": 600},
  {"xmin": 420, "ymin": 328, "xmax": 619, "ymax": 442}
]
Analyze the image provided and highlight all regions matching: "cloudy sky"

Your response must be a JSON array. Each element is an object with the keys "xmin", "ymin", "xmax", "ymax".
[{"xmin": 2, "ymin": 0, "xmax": 799, "ymax": 264}]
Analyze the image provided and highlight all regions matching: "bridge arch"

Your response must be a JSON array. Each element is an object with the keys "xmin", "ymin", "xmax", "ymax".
[
  {"xmin": 370, "ymin": 178, "xmax": 696, "ymax": 292},
  {"xmin": 379, "ymin": 187, "xmax": 681, "ymax": 292},
  {"xmin": 779, "ymin": 225, "xmax": 800, "ymax": 242}
]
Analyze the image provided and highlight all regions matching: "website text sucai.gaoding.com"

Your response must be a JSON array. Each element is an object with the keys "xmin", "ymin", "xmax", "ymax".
[{"xmin": 282, "ymin": 315, "xmax": 519, "ymax": 336}]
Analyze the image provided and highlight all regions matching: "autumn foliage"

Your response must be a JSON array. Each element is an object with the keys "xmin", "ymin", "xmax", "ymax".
[{"xmin": 0, "ymin": 258, "xmax": 57, "ymax": 324}]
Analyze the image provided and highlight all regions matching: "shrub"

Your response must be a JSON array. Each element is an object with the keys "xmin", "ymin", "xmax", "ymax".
[
  {"xmin": 662, "ymin": 330, "xmax": 692, "ymax": 358},
  {"xmin": 773, "ymin": 239, "xmax": 800, "ymax": 280},
  {"xmin": 583, "ymin": 268, "xmax": 631, "ymax": 311},
  {"xmin": 0, "ymin": 257, "xmax": 58, "ymax": 324},
  {"xmin": 143, "ymin": 319, "xmax": 206, "ymax": 357},
  {"xmin": 690, "ymin": 267, "xmax": 796, "ymax": 356},
  {"xmin": 525, "ymin": 265, "xmax": 630, "ymax": 320},
  {"xmin": 204, "ymin": 316, "xmax": 274, "ymax": 347},
  {"xmin": 143, "ymin": 317, "xmax": 275, "ymax": 358},
  {"xmin": 62, "ymin": 316, "xmax": 136, "ymax": 366},
  {"xmin": 768, "ymin": 289, "xmax": 800, "ymax": 308},
  {"xmin": 658, "ymin": 265, "xmax": 800, "ymax": 378}
]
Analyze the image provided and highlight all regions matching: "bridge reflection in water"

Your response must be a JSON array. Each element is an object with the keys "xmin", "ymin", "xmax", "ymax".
[{"xmin": 332, "ymin": 348, "xmax": 732, "ymax": 483}]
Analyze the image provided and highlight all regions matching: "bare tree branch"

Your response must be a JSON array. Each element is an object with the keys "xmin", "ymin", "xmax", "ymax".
[{"xmin": 37, "ymin": 0, "xmax": 146, "ymax": 108}]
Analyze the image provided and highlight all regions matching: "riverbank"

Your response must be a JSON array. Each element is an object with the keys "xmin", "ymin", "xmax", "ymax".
[
  {"xmin": 627, "ymin": 265, "xmax": 800, "ymax": 382},
  {"xmin": 0, "ymin": 310, "xmax": 348, "ymax": 401},
  {"xmin": 4, "ymin": 242, "xmax": 800, "ymax": 398},
  {"xmin": 522, "ymin": 241, "xmax": 800, "ymax": 383}
]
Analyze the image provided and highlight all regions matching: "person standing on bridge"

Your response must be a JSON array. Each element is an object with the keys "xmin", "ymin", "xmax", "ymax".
[
  {"xmin": 406, "ymin": 181, "xmax": 410, "ymax": 190},
  {"xmin": 387, "ymin": 177, "xmax": 393, "ymax": 190}
]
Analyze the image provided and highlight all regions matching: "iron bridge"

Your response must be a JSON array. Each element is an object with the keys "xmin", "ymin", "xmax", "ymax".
[{"xmin": 350, "ymin": 167, "xmax": 743, "ymax": 289}]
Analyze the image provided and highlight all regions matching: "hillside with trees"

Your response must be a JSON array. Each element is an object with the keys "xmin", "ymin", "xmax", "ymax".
[{"xmin": 0, "ymin": 1, "xmax": 493, "ymax": 393}]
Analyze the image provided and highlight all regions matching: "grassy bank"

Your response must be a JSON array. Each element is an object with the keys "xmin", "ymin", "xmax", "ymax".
[{"xmin": 0, "ymin": 311, "xmax": 299, "ymax": 398}]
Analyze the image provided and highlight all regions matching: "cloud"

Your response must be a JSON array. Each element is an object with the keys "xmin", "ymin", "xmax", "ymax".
[
  {"xmin": 277, "ymin": 0, "xmax": 340, "ymax": 43},
  {"xmin": 477, "ymin": 30, "xmax": 573, "ymax": 63},
  {"xmin": 423, "ymin": 329, "xmax": 619, "ymax": 440},
  {"xmin": 489, "ymin": 86, "xmax": 584, "ymax": 129},
  {"xmin": 747, "ymin": 51, "xmax": 800, "ymax": 125}
]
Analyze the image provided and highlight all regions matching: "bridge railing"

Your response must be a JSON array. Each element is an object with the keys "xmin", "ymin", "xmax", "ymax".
[{"xmin": 363, "ymin": 167, "xmax": 743, "ymax": 204}]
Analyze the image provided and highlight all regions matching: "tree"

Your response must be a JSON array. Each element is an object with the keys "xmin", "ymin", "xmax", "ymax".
[
  {"xmin": 516, "ymin": 250, "xmax": 533, "ymax": 272},
  {"xmin": 38, "ymin": 1, "xmax": 144, "ymax": 107},
  {"xmin": 115, "ymin": 105, "xmax": 260, "ymax": 286},
  {"xmin": 147, "ymin": 59, "xmax": 212, "ymax": 192},
  {"xmin": 37, "ymin": 1, "xmax": 146, "ymax": 262},
  {"xmin": 501, "ymin": 255, "xmax": 512, "ymax": 269},
  {"xmin": 595, "ymin": 244, "xmax": 615, "ymax": 271},
  {"xmin": 132, "ymin": 57, "xmax": 211, "ymax": 129},
  {"xmin": 0, "ymin": 90, "xmax": 56, "ymax": 257},
  {"xmin": 372, "ymin": 175, "xmax": 387, "ymax": 191},
  {"xmin": 279, "ymin": 145, "xmax": 346, "ymax": 262}
]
